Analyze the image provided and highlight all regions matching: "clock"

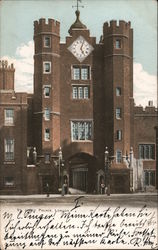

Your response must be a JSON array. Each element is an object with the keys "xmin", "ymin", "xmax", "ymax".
[{"xmin": 68, "ymin": 36, "xmax": 94, "ymax": 62}]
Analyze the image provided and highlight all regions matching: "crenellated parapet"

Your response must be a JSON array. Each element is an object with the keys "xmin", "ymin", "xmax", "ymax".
[
  {"xmin": 102, "ymin": 19, "xmax": 133, "ymax": 58},
  {"xmin": 0, "ymin": 60, "xmax": 15, "ymax": 90},
  {"xmin": 134, "ymin": 105, "xmax": 157, "ymax": 115},
  {"xmin": 34, "ymin": 18, "xmax": 60, "ymax": 36},
  {"xmin": 0, "ymin": 60, "xmax": 15, "ymax": 71},
  {"xmin": 134, "ymin": 105, "xmax": 144, "ymax": 113},
  {"xmin": 103, "ymin": 20, "xmax": 132, "ymax": 37}
]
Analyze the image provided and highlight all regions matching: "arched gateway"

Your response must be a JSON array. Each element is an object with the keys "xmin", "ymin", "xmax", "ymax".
[{"xmin": 68, "ymin": 152, "xmax": 97, "ymax": 193}]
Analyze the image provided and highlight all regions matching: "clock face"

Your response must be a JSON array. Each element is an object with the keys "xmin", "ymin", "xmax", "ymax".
[{"xmin": 68, "ymin": 36, "xmax": 94, "ymax": 62}]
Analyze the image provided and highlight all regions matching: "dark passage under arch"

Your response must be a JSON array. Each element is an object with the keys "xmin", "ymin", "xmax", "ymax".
[{"xmin": 68, "ymin": 152, "xmax": 97, "ymax": 193}]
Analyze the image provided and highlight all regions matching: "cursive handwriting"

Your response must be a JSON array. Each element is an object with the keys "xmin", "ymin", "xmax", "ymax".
[
  {"xmin": 0, "ymin": 198, "xmax": 157, "ymax": 249},
  {"xmin": 71, "ymin": 196, "xmax": 84, "ymax": 211}
]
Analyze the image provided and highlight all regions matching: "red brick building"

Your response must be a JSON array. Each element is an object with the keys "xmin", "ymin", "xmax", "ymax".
[
  {"xmin": 0, "ymin": 61, "xmax": 28, "ymax": 194},
  {"xmin": 0, "ymin": 11, "xmax": 157, "ymax": 194},
  {"xmin": 133, "ymin": 104, "xmax": 157, "ymax": 191}
]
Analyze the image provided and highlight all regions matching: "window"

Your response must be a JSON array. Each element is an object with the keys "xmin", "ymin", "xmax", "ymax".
[
  {"xmin": 44, "ymin": 36, "xmax": 51, "ymax": 48},
  {"xmin": 72, "ymin": 86, "xmax": 90, "ymax": 99},
  {"xmin": 115, "ymin": 39, "xmax": 121, "ymax": 49},
  {"xmin": 116, "ymin": 87, "xmax": 121, "ymax": 96},
  {"xmin": 81, "ymin": 67, "xmax": 89, "ymax": 80},
  {"xmin": 72, "ymin": 86, "xmax": 78, "ymax": 99},
  {"xmin": 44, "ymin": 86, "xmax": 51, "ymax": 97},
  {"xmin": 4, "ymin": 177, "xmax": 15, "ymax": 186},
  {"xmin": 72, "ymin": 66, "xmax": 90, "ymax": 80},
  {"xmin": 116, "ymin": 108, "xmax": 121, "ymax": 119},
  {"xmin": 139, "ymin": 144, "xmax": 155, "ymax": 160},
  {"xmin": 116, "ymin": 130, "xmax": 122, "ymax": 140},
  {"xmin": 5, "ymin": 109, "xmax": 14, "ymax": 125},
  {"xmin": 144, "ymin": 171, "xmax": 155, "ymax": 186},
  {"xmin": 84, "ymin": 86, "xmax": 89, "ymax": 99},
  {"xmin": 45, "ymin": 154, "xmax": 50, "ymax": 163},
  {"xmin": 73, "ymin": 67, "xmax": 80, "ymax": 80},
  {"xmin": 45, "ymin": 128, "xmax": 50, "ymax": 141},
  {"xmin": 116, "ymin": 150, "xmax": 122, "ymax": 163},
  {"xmin": 44, "ymin": 108, "xmax": 50, "ymax": 120},
  {"xmin": 71, "ymin": 121, "xmax": 92, "ymax": 141},
  {"xmin": 78, "ymin": 87, "xmax": 84, "ymax": 99},
  {"xmin": 43, "ymin": 62, "xmax": 51, "ymax": 73},
  {"xmin": 5, "ymin": 139, "xmax": 14, "ymax": 161}
]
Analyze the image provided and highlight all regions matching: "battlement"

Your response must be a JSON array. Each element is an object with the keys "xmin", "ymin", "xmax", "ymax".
[
  {"xmin": 34, "ymin": 18, "xmax": 60, "ymax": 35},
  {"xmin": 134, "ymin": 105, "xmax": 157, "ymax": 115},
  {"xmin": 103, "ymin": 20, "xmax": 132, "ymax": 36},
  {"xmin": 0, "ymin": 60, "xmax": 15, "ymax": 71},
  {"xmin": 0, "ymin": 60, "xmax": 15, "ymax": 90}
]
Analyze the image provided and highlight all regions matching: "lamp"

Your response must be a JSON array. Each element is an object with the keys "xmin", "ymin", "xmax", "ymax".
[{"xmin": 104, "ymin": 146, "xmax": 111, "ymax": 196}]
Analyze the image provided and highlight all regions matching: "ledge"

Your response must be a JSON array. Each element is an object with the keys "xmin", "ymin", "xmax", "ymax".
[
  {"xmin": 27, "ymin": 165, "xmax": 36, "ymax": 168},
  {"xmin": 3, "ymin": 161, "xmax": 15, "ymax": 165}
]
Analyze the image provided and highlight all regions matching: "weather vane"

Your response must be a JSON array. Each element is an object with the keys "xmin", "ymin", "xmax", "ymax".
[{"xmin": 72, "ymin": 0, "xmax": 84, "ymax": 11}]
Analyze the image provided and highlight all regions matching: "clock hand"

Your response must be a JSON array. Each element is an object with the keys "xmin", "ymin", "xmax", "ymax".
[{"xmin": 80, "ymin": 41, "xmax": 84, "ymax": 53}]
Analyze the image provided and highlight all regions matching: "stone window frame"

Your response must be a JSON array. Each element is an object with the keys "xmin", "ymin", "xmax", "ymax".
[
  {"xmin": 43, "ymin": 61, "xmax": 51, "ymax": 74},
  {"xmin": 115, "ymin": 39, "xmax": 122, "ymax": 49},
  {"xmin": 72, "ymin": 85, "xmax": 90, "ymax": 99},
  {"xmin": 44, "ymin": 128, "xmax": 50, "ymax": 141},
  {"xmin": 144, "ymin": 170, "xmax": 155, "ymax": 186},
  {"xmin": 43, "ymin": 85, "xmax": 51, "ymax": 98},
  {"xmin": 116, "ymin": 149, "xmax": 122, "ymax": 163},
  {"xmin": 70, "ymin": 120, "xmax": 93, "ymax": 142},
  {"xmin": 44, "ymin": 108, "xmax": 51, "ymax": 121},
  {"xmin": 71, "ymin": 65, "xmax": 91, "ymax": 80},
  {"xmin": 4, "ymin": 138, "xmax": 14, "ymax": 162},
  {"xmin": 116, "ymin": 107, "xmax": 122, "ymax": 119},
  {"xmin": 116, "ymin": 87, "xmax": 121, "ymax": 96},
  {"xmin": 43, "ymin": 36, "xmax": 51, "ymax": 48},
  {"xmin": 4, "ymin": 108, "xmax": 14, "ymax": 126},
  {"xmin": 116, "ymin": 130, "xmax": 122, "ymax": 141},
  {"xmin": 139, "ymin": 144, "xmax": 155, "ymax": 160}
]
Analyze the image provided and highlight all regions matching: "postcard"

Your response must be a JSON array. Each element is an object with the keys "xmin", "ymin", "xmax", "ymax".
[{"xmin": 0, "ymin": 0, "xmax": 157, "ymax": 249}]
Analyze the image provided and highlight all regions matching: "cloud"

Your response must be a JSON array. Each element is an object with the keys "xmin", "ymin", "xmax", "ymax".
[
  {"xmin": 1, "ymin": 41, "xmax": 157, "ymax": 107},
  {"xmin": 134, "ymin": 63, "xmax": 157, "ymax": 107},
  {"xmin": 16, "ymin": 41, "xmax": 34, "ymax": 59},
  {"xmin": 1, "ymin": 40, "xmax": 34, "ymax": 93}
]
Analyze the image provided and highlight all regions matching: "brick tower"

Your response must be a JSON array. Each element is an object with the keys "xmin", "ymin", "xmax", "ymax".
[
  {"xmin": 0, "ymin": 60, "xmax": 15, "ymax": 90},
  {"xmin": 33, "ymin": 19, "xmax": 60, "ymax": 193},
  {"xmin": 33, "ymin": 18, "xmax": 60, "ymax": 155},
  {"xmin": 103, "ymin": 21, "xmax": 134, "ymax": 192}
]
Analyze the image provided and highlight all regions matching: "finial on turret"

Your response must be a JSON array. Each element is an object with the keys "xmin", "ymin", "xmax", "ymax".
[
  {"xmin": 69, "ymin": 0, "xmax": 86, "ymax": 35},
  {"xmin": 72, "ymin": 0, "xmax": 84, "ymax": 12},
  {"xmin": 72, "ymin": 0, "xmax": 84, "ymax": 24}
]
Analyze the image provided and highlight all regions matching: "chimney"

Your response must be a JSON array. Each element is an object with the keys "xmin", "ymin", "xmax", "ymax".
[{"xmin": 148, "ymin": 100, "xmax": 153, "ymax": 107}]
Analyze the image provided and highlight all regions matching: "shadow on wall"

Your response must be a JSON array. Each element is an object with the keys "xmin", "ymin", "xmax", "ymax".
[
  {"xmin": 0, "ymin": 101, "xmax": 27, "ymax": 194},
  {"xmin": 53, "ymin": 140, "xmax": 97, "ymax": 193}
]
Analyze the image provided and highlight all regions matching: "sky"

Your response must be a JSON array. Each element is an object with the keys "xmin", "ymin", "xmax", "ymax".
[{"xmin": 0, "ymin": 0, "xmax": 157, "ymax": 107}]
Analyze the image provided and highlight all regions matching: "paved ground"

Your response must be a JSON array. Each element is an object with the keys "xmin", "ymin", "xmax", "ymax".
[{"xmin": 0, "ymin": 192, "xmax": 157, "ymax": 207}]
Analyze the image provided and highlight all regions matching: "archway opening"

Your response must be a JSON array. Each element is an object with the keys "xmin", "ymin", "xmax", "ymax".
[{"xmin": 68, "ymin": 152, "xmax": 96, "ymax": 193}]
